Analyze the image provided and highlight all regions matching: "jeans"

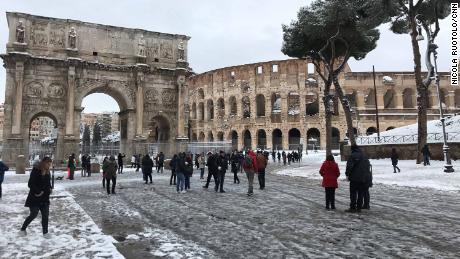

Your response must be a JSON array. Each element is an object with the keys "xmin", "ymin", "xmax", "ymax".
[
  {"xmin": 106, "ymin": 177, "xmax": 117, "ymax": 194},
  {"xmin": 144, "ymin": 173, "xmax": 152, "ymax": 183},
  {"xmin": 218, "ymin": 171, "xmax": 226, "ymax": 192},
  {"xmin": 363, "ymin": 187, "xmax": 370, "ymax": 209},
  {"xmin": 246, "ymin": 172, "xmax": 255, "ymax": 194},
  {"xmin": 118, "ymin": 164, "xmax": 123, "ymax": 174},
  {"xmin": 325, "ymin": 187, "xmax": 336, "ymax": 209},
  {"xmin": 204, "ymin": 171, "xmax": 219, "ymax": 190},
  {"xmin": 170, "ymin": 170, "xmax": 176, "ymax": 185},
  {"xmin": 233, "ymin": 170, "xmax": 239, "ymax": 183},
  {"xmin": 21, "ymin": 204, "xmax": 49, "ymax": 234},
  {"xmin": 176, "ymin": 173, "xmax": 185, "ymax": 192},
  {"xmin": 257, "ymin": 169, "xmax": 265, "ymax": 189},
  {"xmin": 0, "ymin": 182, "xmax": 2, "ymax": 198},
  {"xmin": 393, "ymin": 164, "xmax": 400, "ymax": 173},
  {"xmin": 349, "ymin": 181, "xmax": 366, "ymax": 210},
  {"xmin": 200, "ymin": 168, "xmax": 205, "ymax": 179},
  {"xmin": 185, "ymin": 174, "xmax": 190, "ymax": 190}
]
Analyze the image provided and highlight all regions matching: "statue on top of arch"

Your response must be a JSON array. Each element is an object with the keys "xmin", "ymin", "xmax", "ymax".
[
  {"xmin": 138, "ymin": 35, "xmax": 146, "ymax": 57},
  {"xmin": 15, "ymin": 21, "xmax": 25, "ymax": 44},
  {"xmin": 68, "ymin": 27, "xmax": 77, "ymax": 49}
]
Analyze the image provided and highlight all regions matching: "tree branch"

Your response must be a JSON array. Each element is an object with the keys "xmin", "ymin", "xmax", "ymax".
[{"xmin": 398, "ymin": 0, "xmax": 409, "ymax": 14}]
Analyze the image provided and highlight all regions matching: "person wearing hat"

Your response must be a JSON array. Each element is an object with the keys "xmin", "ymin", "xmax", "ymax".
[
  {"xmin": 103, "ymin": 155, "xmax": 118, "ymax": 194},
  {"xmin": 20, "ymin": 157, "xmax": 53, "ymax": 237}
]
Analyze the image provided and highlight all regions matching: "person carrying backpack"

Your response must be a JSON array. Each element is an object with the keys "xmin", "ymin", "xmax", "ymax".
[
  {"xmin": 345, "ymin": 145, "xmax": 372, "ymax": 213},
  {"xmin": 243, "ymin": 150, "xmax": 258, "ymax": 196},
  {"xmin": 256, "ymin": 151, "xmax": 268, "ymax": 190}
]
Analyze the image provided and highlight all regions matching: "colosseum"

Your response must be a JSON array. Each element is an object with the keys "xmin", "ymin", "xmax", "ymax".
[{"xmin": 187, "ymin": 59, "xmax": 457, "ymax": 151}]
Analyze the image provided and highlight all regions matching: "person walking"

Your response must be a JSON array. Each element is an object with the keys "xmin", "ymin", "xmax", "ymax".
[
  {"xmin": 217, "ymin": 151, "xmax": 228, "ymax": 193},
  {"xmin": 319, "ymin": 155, "xmax": 340, "ymax": 210},
  {"xmin": 157, "ymin": 152, "xmax": 165, "ymax": 173},
  {"xmin": 176, "ymin": 152, "xmax": 186, "ymax": 193},
  {"xmin": 135, "ymin": 154, "xmax": 141, "ymax": 172},
  {"xmin": 0, "ymin": 160, "xmax": 9, "ymax": 199},
  {"xmin": 277, "ymin": 151, "xmax": 281, "ymax": 163},
  {"xmin": 103, "ymin": 156, "xmax": 118, "ymax": 194},
  {"xmin": 203, "ymin": 152, "xmax": 219, "ymax": 191},
  {"xmin": 243, "ymin": 150, "xmax": 258, "ymax": 196},
  {"xmin": 391, "ymin": 148, "xmax": 401, "ymax": 173},
  {"xmin": 67, "ymin": 153, "xmax": 76, "ymax": 180},
  {"xmin": 256, "ymin": 151, "xmax": 268, "ymax": 190},
  {"xmin": 131, "ymin": 155, "xmax": 136, "ymax": 168},
  {"xmin": 271, "ymin": 150, "xmax": 276, "ymax": 163},
  {"xmin": 421, "ymin": 144, "xmax": 431, "ymax": 166},
  {"xmin": 169, "ymin": 154, "xmax": 178, "ymax": 185},
  {"xmin": 282, "ymin": 151, "xmax": 286, "ymax": 165},
  {"xmin": 20, "ymin": 157, "xmax": 53, "ymax": 236},
  {"xmin": 86, "ymin": 155, "xmax": 92, "ymax": 177},
  {"xmin": 184, "ymin": 153, "xmax": 194, "ymax": 190},
  {"xmin": 345, "ymin": 145, "xmax": 372, "ymax": 213},
  {"xmin": 198, "ymin": 154, "xmax": 206, "ymax": 179},
  {"xmin": 117, "ymin": 153, "xmax": 126, "ymax": 174},
  {"xmin": 81, "ymin": 154, "xmax": 87, "ymax": 177},
  {"xmin": 230, "ymin": 151, "xmax": 240, "ymax": 184},
  {"xmin": 142, "ymin": 154, "xmax": 154, "ymax": 184}
]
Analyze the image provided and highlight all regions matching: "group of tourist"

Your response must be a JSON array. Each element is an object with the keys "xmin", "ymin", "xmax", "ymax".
[{"xmin": 270, "ymin": 150, "xmax": 302, "ymax": 165}]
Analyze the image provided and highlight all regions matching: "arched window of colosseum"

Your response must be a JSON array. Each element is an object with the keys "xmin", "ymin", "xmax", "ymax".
[
  {"xmin": 217, "ymin": 98, "xmax": 225, "ymax": 117},
  {"xmin": 272, "ymin": 129, "xmax": 283, "ymax": 150},
  {"xmin": 288, "ymin": 92, "xmax": 300, "ymax": 116},
  {"xmin": 199, "ymin": 132, "xmax": 205, "ymax": 142},
  {"xmin": 230, "ymin": 71, "xmax": 236, "ymax": 81},
  {"xmin": 229, "ymin": 96, "xmax": 237, "ymax": 116},
  {"xmin": 230, "ymin": 131, "xmax": 238, "ymax": 150},
  {"xmin": 307, "ymin": 63, "xmax": 315, "ymax": 75},
  {"xmin": 403, "ymin": 88, "xmax": 414, "ymax": 108},
  {"xmin": 364, "ymin": 89, "xmax": 375, "ymax": 107},
  {"xmin": 198, "ymin": 88, "xmax": 204, "ymax": 99},
  {"xmin": 384, "ymin": 89, "xmax": 396, "ymax": 108},
  {"xmin": 271, "ymin": 93, "xmax": 282, "ymax": 114},
  {"xmin": 366, "ymin": 127, "xmax": 377, "ymax": 135},
  {"xmin": 192, "ymin": 132, "xmax": 197, "ymax": 141},
  {"xmin": 242, "ymin": 96, "xmax": 251, "ymax": 118},
  {"xmin": 307, "ymin": 128, "xmax": 320, "ymax": 150},
  {"xmin": 198, "ymin": 102, "xmax": 204, "ymax": 121},
  {"xmin": 217, "ymin": 132, "xmax": 224, "ymax": 141},
  {"xmin": 256, "ymin": 94, "xmax": 266, "ymax": 117},
  {"xmin": 346, "ymin": 90, "xmax": 357, "ymax": 108},
  {"xmin": 257, "ymin": 129, "xmax": 267, "ymax": 149},
  {"xmin": 305, "ymin": 93, "xmax": 319, "ymax": 116},
  {"xmin": 272, "ymin": 64, "xmax": 279, "ymax": 73},
  {"xmin": 207, "ymin": 99, "xmax": 214, "ymax": 120},
  {"xmin": 288, "ymin": 128, "xmax": 301, "ymax": 150},
  {"xmin": 455, "ymin": 89, "xmax": 460, "ymax": 108},
  {"xmin": 208, "ymin": 131, "xmax": 214, "ymax": 142},
  {"xmin": 332, "ymin": 127, "xmax": 340, "ymax": 149},
  {"xmin": 191, "ymin": 103, "xmax": 197, "ymax": 119},
  {"xmin": 256, "ymin": 66, "xmax": 263, "ymax": 75},
  {"xmin": 243, "ymin": 130, "xmax": 252, "ymax": 149}
]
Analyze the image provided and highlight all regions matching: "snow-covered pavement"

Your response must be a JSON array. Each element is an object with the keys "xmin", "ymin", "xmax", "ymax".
[{"xmin": 1, "ymin": 155, "xmax": 460, "ymax": 258}]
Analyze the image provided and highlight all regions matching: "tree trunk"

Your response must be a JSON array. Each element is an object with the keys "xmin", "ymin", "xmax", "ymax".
[
  {"xmin": 332, "ymin": 75, "xmax": 356, "ymax": 146},
  {"xmin": 409, "ymin": 14, "xmax": 427, "ymax": 164}
]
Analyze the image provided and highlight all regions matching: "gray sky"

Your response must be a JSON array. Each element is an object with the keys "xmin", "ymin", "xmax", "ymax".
[{"xmin": 0, "ymin": 0, "xmax": 452, "ymax": 112}]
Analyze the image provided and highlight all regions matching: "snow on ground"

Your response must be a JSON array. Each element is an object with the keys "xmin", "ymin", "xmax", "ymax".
[
  {"xmin": 0, "ymin": 184, "xmax": 123, "ymax": 259},
  {"xmin": 276, "ymin": 151, "xmax": 460, "ymax": 192}
]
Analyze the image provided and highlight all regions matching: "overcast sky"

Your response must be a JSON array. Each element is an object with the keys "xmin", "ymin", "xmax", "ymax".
[{"xmin": 0, "ymin": 0, "xmax": 452, "ymax": 112}]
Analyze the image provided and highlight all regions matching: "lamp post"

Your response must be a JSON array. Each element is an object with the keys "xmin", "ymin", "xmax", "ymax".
[{"xmin": 416, "ymin": 15, "xmax": 454, "ymax": 173}]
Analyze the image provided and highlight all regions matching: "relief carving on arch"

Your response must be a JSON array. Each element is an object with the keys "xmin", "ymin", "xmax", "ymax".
[
  {"xmin": 48, "ymin": 83, "xmax": 66, "ymax": 99},
  {"xmin": 161, "ymin": 89, "xmax": 176, "ymax": 109},
  {"xmin": 160, "ymin": 40, "xmax": 173, "ymax": 59},
  {"xmin": 26, "ymin": 81, "xmax": 43, "ymax": 98},
  {"xmin": 145, "ymin": 88, "xmax": 159, "ymax": 104}
]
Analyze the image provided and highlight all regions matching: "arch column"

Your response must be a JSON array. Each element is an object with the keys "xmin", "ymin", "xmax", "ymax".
[
  {"xmin": 282, "ymin": 129, "xmax": 289, "ymax": 150},
  {"xmin": 376, "ymin": 90, "xmax": 385, "ymax": 109},
  {"xmin": 65, "ymin": 66, "xmax": 76, "ymax": 136},
  {"xmin": 136, "ymin": 70, "xmax": 145, "ymax": 137},
  {"xmin": 395, "ymin": 90, "xmax": 404, "ymax": 109},
  {"xmin": 12, "ymin": 61, "xmax": 24, "ymax": 135},
  {"xmin": 356, "ymin": 90, "xmax": 365, "ymax": 108},
  {"xmin": 281, "ymin": 94, "xmax": 288, "ymax": 122},
  {"xmin": 448, "ymin": 90, "xmax": 456, "ymax": 110},
  {"xmin": 266, "ymin": 130, "xmax": 273, "ymax": 151},
  {"xmin": 251, "ymin": 129, "xmax": 257, "ymax": 150}
]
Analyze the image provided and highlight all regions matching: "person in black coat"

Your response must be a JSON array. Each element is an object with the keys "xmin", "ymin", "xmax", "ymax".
[
  {"xmin": 203, "ymin": 152, "xmax": 219, "ymax": 191},
  {"xmin": 142, "ymin": 154, "xmax": 154, "ymax": 184},
  {"xmin": 169, "ymin": 154, "xmax": 178, "ymax": 185},
  {"xmin": 230, "ymin": 151, "xmax": 240, "ymax": 184},
  {"xmin": 20, "ymin": 157, "xmax": 53, "ymax": 236},
  {"xmin": 0, "ymin": 160, "xmax": 9, "ymax": 199},
  {"xmin": 117, "ymin": 153, "xmax": 126, "ymax": 174},
  {"xmin": 421, "ymin": 144, "xmax": 431, "ymax": 166},
  {"xmin": 345, "ymin": 145, "xmax": 372, "ymax": 213},
  {"xmin": 217, "ymin": 151, "xmax": 228, "ymax": 193},
  {"xmin": 391, "ymin": 148, "xmax": 401, "ymax": 173}
]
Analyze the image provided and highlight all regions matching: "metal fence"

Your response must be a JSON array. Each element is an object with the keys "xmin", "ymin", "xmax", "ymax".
[{"xmin": 356, "ymin": 132, "xmax": 460, "ymax": 145}]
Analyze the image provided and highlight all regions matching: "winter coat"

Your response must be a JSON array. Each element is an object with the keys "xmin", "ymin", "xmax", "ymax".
[
  {"xmin": 170, "ymin": 156, "xmax": 178, "ymax": 173},
  {"xmin": 422, "ymin": 146, "xmax": 431, "ymax": 157},
  {"xmin": 246, "ymin": 151, "xmax": 259, "ymax": 173},
  {"xmin": 177, "ymin": 155, "xmax": 187, "ymax": 174},
  {"xmin": 25, "ymin": 167, "xmax": 52, "ymax": 207},
  {"xmin": 391, "ymin": 152, "xmax": 399, "ymax": 165},
  {"xmin": 142, "ymin": 156, "xmax": 154, "ymax": 174},
  {"xmin": 198, "ymin": 156, "xmax": 206, "ymax": 169},
  {"xmin": 256, "ymin": 154, "xmax": 268, "ymax": 171},
  {"xmin": 319, "ymin": 161, "xmax": 340, "ymax": 188},
  {"xmin": 118, "ymin": 154, "xmax": 125, "ymax": 166},
  {"xmin": 0, "ymin": 161, "xmax": 9, "ymax": 183},
  {"xmin": 158, "ymin": 153, "xmax": 165, "ymax": 164},
  {"xmin": 230, "ymin": 154, "xmax": 239, "ymax": 173},
  {"xmin": 207, "ymin": 154, "xmax": 219, "ymax": 174},
  {"xmin": 103, "ymin": 159, "xmax": 118, "ymax": 179},
  {"xmin": 217, "ymin": 155, "xmax": 228, "ymax": 172},
  {"xmin": 184, "ymin": 156, "xmax": 194, "ymax": 176},
  {"xmin": 68, "ymin": 156, "xmax": 76, "ymax": 169},
  {"xmin": 345, "ymin": 149, "xmax": 372, "ymax": 184}
]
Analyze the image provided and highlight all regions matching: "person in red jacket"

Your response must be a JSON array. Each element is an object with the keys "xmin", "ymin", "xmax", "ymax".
[{"xmin": 319, "ymin": 154, "xmax": 340, "ymax": 210}]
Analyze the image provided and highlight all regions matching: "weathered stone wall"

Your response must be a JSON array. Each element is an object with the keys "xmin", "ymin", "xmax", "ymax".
[{"xmin": 340, "ymin": 143, "xmax": 460, "ymax": 161}]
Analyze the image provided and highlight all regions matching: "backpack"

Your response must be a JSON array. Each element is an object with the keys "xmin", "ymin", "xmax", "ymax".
[{"xmin": 242, "ymin": 156, "xmax": 254, "ymax": 172}]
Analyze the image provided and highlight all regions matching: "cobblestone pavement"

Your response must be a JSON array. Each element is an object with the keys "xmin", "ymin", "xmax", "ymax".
[{"xmin": 66, "ymin": 164, "xmax": 460, "ymax": 259}]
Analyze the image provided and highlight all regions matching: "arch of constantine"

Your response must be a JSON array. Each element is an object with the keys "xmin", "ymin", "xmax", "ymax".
[
  {"xmin": 1, "ymin": 12, "xmax": 191, "ymax": 165},
  {"xmin": 187, "ymin": 59, "xmax": 458, "ymax": 151}
]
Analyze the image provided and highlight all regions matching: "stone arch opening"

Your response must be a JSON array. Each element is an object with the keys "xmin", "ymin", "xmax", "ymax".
[
  {"xmin": 364, "ymin": 88, "xmax": 375, "ymax": 106},
  {"xmin": 191, "ymin": 103, "xmax": 197, "ymax": 119},
  {"xmin": 332, "ymin": 127, "xmax": 340, "ymax": 149},
  {"xmin": 28, "ymin": 112, "xmax": 59, "ymax": 161},
  {"xmin": 257, "ymin": 129, "xmax": 267, "ymax": 149},
  {"xmin": 208, "ymin": 131, "xmax": 214, "ymax": 142},
  {"xmin": 272, "ymin": 129, "xmax": 283, "ymax": 150},
  {"xmin": 229, "ymin": 96, "xmax": 237, "ymax": 116},
  {"xmin": 198, "ymin": 88, "xmax": 205, "ymax": 99},
  {"xmin": 192, "ymin": 132, "xmax": 197, "ymax": 141},
  {"xmin": 217, "ymin": 98, "xmax": 225, "ymax": 118},
  {"xmin": 217, "ymin": 131, "xmax": 224, "ymax": 141},
  {"xmin": 242, "ymin": 96, "xmax": 251, "ymax": 118},
  {"xmin": 243, "ymin": 130, "xmax": 252, "ymax": 150},
  {"xmin": 256, "ymin": 94, "xmax": 266, "ymax": 117},
  {"xmin": 366, "ymin": 127, "xmax": 377, "ymax": 135},
  {"xmin": 403, "ymin": 88, "xmax": 414, "ymax": 108},
  {"xmin": 207, "ymin": 99, "xmax": 214, "ymax": 120},
  {"xmin": 288, "ymin": 128, "xmax": 301, "ymax": 150},
  {"xmin": 287, "ymin": 92, "xmax": 300, "ymax": 120},
  {"xmin": 307, "ymin": 128, "xmax": 320, "ymax": 150},
  {"xmin": 230, "ymin": 130, "xmax": 238, "ymax": 150},
  {"xmin": 305, "ymin": 93, "xmax": 319, "ymax": 116},
  {"xmin": 199, "ymin": 132, "xmax": 205, "ymax": 142},
  {"xmin": 346, "ymin": 90, "xmax": 357, "ymax": 108},
  {"xmin": 198, "ymin": 102, "xmax": 204, "ymax": 121},
  {"xmin": 384, "ymin": 89, "xmax": 396, "ymax": 108}
]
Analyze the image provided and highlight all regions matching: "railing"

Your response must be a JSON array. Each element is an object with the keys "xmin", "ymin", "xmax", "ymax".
[{"xmin": 356, "ymin": 132, "xmax": 460, "ymax": 145}]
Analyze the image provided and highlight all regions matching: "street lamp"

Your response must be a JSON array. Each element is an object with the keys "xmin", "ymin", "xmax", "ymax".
[{"xmin": 416, "ymin": 15, "xmax": 454, "ymax": 173}]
